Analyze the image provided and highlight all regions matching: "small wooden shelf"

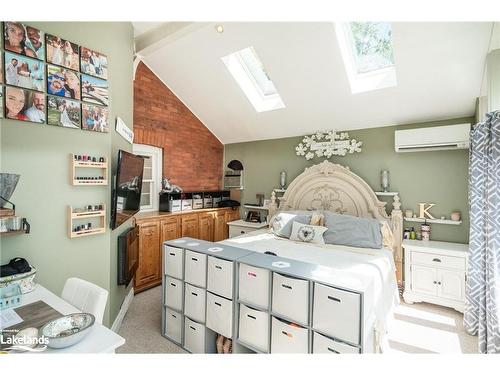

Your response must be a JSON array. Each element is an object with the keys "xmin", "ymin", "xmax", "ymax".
[
  {"xmin": 404, "ymin": 217, "xmax": 462, "ymax": 225},
  {"xmin": 375, "ymin": 191, "xmax": 399, "ymax": 196},
  {"xmin": 0, "ymin": 230, "xmax": 27, "ymax": 237},
  {"xmin": 70, "ymin": 154, "xmax": 108, "ymax": 186},
  {"xmin": 243, "ymin": 204, "xmax": 269, "ymax": 211},
  {"xmin": 68, "ymin": 204, "xmax": 106, "ymax": 238}
]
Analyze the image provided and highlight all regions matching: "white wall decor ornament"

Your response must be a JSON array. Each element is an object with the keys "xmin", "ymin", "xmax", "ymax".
[{"xmin": 295, "ymin": 131, "xmax": 362, "ymax": 160}]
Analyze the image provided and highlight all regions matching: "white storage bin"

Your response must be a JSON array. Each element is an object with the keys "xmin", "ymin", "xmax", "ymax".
[
  {"xmin": 206, "ymin": 292, "xmax": 233, "ymax": 338},
  {"xmin": 238, "ymin": 304, "xmax": 270, "ymax": 352},
  {"xmin": 164, "ymin": 246, "xmax": 183, "ymax": 279},
  {"xmin": 313, "ymin": 283, "xmax": 361, "ymax": 345},
  {"xmin": 272, "ymin": 272, "xmax": 309, "ymax": 325},
  {"xmin": 165, "ymin": 308, "xmax": 183, "ymax": 344},
  {"xmin": 184, "ymin": 317, "xmax": 206, "ymax": 353},
  {"xmin": 313, "ymin": 332, "xmax": 360, "ymax": 354},
  {"xmin": 207, "ymin": 256, "xmax": 234, "ymax": 299},
  {"xmin": 184, "ymin": 283, "xmax": 206, "ymax": 323},
  {"xmin": 165, "ymin": 276, "xmax": 183, "ymax": 311},
  {"xmin": 239, "ymin": 263, "xmax": 270, "ymax": 309},
  {"xmin": 185, "ymin": 250, "xmax": 207, "ymax": 288},
  {"xmin": 271, "ymin": 316, "xmax": 309, "ymax": 353}
]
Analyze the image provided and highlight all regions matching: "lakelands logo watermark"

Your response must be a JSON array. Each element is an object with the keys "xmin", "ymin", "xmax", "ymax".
[{"xmin": 0, "ymin": 329, "xmax": 48, "ymax": 353}]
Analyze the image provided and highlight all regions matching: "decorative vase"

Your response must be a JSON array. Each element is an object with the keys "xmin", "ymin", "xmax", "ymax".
[
  {"xmin": 451, "ymin": 211, "xmax": 461, "ymax": 221},
  {"xmin": 280, "ymin": 171, "xmax": 287, "ymax": 190},
  {"xmin": 380, "ymin": 170, "xmax": 390, "ymax": 192}
]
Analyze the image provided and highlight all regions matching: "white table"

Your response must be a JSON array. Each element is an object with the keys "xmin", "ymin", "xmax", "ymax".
[{"xmin": 7, "ymin": 284, "xmax": 125, "ymax": 353}]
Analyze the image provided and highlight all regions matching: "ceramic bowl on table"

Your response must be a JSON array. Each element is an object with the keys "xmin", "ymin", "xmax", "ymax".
[{"xmin": 40, "ymin": 313, "xmax": 95, "ymax": 349}]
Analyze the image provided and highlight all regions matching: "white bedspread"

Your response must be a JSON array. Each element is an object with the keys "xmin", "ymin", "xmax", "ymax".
[{"xmin": 221, "ymin": 229, "xmax": 400, "ymax": 352}]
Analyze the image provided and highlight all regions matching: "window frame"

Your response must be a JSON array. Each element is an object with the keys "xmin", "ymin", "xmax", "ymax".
[{"xmin": 132, "ymin": 144, "xmax": 162, "ymax": 212}]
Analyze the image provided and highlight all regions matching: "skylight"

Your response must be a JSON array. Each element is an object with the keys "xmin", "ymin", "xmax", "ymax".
[
  {"xmin": 222, "ymin": 47, "xmax": 285, "ymax": 112},
  {"xmin": 335, "ymin": 22, "xmax": 397, "ymax": 94}
]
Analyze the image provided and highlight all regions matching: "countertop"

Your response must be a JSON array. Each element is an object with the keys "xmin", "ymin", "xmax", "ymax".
[{"xmin": 134, "ymin": 207, "xmax": 236, "ymax": 221}]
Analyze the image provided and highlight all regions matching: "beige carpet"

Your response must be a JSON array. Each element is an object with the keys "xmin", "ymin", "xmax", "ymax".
[{"xmin": 117, "ymin": 286, "xmax": 478, "ymax": 354}]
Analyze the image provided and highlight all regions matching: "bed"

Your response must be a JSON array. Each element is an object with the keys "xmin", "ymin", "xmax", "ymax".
[{"xmin": 221, "ymin": 160, "xmax": 403, "ymax": 352}]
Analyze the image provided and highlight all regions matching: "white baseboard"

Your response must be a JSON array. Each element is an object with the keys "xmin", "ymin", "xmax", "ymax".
[{"xmin": 111, "ymin": 287, "xmax": 134, "ymax": 332}]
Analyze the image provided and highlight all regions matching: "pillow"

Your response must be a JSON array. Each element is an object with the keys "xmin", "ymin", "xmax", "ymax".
[
  {"xmin": 380, "ymin": 221, "xmax": 394, "ymax": 249},
  {"xmin": 323, "ymin": 212, "xmax": 382, "ymax": 249},
  {"xmin": 272, "ymin": 212, "xmax": 312, "ymax": 238},
  {"xmin": 310, "ymin": 212, "xmax": 325, "ymax": 226},
  {"xmin": 290, "ymin": 222, "xmax": 327, "ymax": 244}
]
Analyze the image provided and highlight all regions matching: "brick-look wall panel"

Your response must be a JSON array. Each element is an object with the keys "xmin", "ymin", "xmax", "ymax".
[{"xmin": 134, "ymin": 62, "xmax": 223, "ymax": 191}]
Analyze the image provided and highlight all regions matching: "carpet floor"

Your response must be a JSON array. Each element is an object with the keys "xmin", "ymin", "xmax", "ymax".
[{"xmin": 117, "ymin": 286, "xmax": 478, "ymax": 354}]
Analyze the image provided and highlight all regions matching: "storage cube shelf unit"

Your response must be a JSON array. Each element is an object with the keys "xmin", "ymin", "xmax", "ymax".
[
  {"xmin": 163, "ymin": 237, "xmax": 372, "ymax": 354},
  {"xmin": 162, "ymin": 238, "xmax": 253, "ymax": 353},
  {"xmin": 67, "ymin": 205, "xmax": 106, "ymax": 238},
  {"xmin": 70, "ymin": 154, "xmax": 108, "ymax": 186}
]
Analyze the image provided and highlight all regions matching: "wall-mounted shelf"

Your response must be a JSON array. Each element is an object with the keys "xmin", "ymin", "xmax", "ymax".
[
  {"xmin": 67, "ymin": 204, "xmax": 106, "ymax": 238},
  {"xmin": 404, "ymin": 217, "xmax": 462, "ymax": 225},
  {"xmin": 374, "ymin": 191, "xmax": 399, "ymax": 196},
  {"xmin": 70, "ymin": 154, "xmax": 108, "ymax": 186},
  {"xmin": 243, "ymin": 204, "xmax": 269, "ymax": 211}
]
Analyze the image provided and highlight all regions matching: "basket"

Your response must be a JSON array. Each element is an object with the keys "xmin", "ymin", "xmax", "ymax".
[{"xmin": 0, "ymin": 265, "xmax": 37, "ymax": 294}]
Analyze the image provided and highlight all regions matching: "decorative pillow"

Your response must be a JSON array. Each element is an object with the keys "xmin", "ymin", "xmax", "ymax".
[
  {"xmin": 272, "ymin": 212, "xmax": 312, "ymax": 238},
  {"xmin": 380, "ymin": 221, "xmax": 394, "ymax": 249},
  {"xmin": 323, "ymin": 212, "xmax": 383, "ymax": 249},
  {"xmin": 310, "ymin": 212, "xmax": 325, "ymax": 226},
  {"xmin": 290, "ymin": 222, "xmax": 327, "ymax": 244}
]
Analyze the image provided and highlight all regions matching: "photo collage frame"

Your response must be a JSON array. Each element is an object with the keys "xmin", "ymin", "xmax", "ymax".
[{"xmin": 0, "ymin": 22, "xmax": 109, "ymax": 132}]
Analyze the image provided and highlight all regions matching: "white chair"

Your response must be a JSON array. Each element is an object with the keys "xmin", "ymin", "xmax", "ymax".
[{"xmin": 61, "ymin": 277, "xmax": 108, "ymax": 324}]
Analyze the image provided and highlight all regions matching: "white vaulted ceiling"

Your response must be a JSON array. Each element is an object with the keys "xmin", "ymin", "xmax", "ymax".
[{"xmin": 134, "ymin": 22, "xmax": 493, "ymax": 144}]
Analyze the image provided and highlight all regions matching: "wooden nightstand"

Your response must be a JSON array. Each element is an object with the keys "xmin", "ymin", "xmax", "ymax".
[
  {"xmin": 403, "ymin": 239, "xmax": 468, "ymax": 313},
  {"xmin": 227, "ymin": 219, "xmax": 268, "ymax": 238}
]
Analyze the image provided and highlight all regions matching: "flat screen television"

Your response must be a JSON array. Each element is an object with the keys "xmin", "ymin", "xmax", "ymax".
[{"xmin": 111, "ymin": 150, "xmax": 144, "ymax": 230}]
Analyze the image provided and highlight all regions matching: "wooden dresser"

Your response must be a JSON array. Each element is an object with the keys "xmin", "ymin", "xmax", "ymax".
[{"xmin": 133, "ymin": 208, "xmax": 240, "ymax": 293}]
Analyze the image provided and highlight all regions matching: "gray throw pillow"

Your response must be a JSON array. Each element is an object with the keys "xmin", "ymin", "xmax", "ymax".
[
  {"xmin": 272, "ymin": 212, "xmax": 312, "ymax": 238},
  {"xmin": 323, "ymin": 212, "xmax": 382, "ymax": 249}
]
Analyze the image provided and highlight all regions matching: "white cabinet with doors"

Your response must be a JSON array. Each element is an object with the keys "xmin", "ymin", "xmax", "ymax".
[{"xmin": 403, "ymin": 240, "xmax": 468, "ymax": 313}]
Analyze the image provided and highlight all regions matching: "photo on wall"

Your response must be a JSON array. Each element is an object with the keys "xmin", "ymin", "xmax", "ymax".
[
  {"xmin": 47, "ymin": 64, "xmax": 81, "ymax": 100},
  {"xmin": 47, "ymin": 96, "xmax": 81, "ymax": 129},
  {"xmin": 80, "ymin": 47, "xmax": 108, "ymax": 80},
  {"xmin": 82, "ymin": 103, "xmax": 109, "ymax": 133},
  {"xmin": 45, "ymin": 34, "xmax": 79, "ymax": 71},
  {"xmin": 4, "ymin": 86, "xmax": 46, "ymax": 124},
  {"xmin": 81, "ymin": 74, "xmax": 109, "ymax": 106},
  {"xmin": 3, "ymin": 22, "xmax": 45, "ymax": 60},
  {"xmin": 0, "ymin": 51, "xmax": 3, "ymax": 84},
  {"xmin": 4, "ymin": 51, "xmax": 45, "ymax": 92}
]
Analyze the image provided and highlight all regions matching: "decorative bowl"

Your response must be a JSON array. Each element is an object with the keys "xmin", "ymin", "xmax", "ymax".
[{"xmin": 40, "ymin": 313, "xmax": 95, "ymax": 349}]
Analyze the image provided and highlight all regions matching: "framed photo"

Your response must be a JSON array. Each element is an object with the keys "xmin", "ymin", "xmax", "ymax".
[
  {"xmin": 4, "ymin": 86, "xmax": 45, "ymax": 124},
  {"xmin": 80, "ymin": 47, "xmax": 108, "ymax": 80},
  {"xmin": 0, "ymin": 51, "xmax": 3, "ymax": 84},
  {"xmin": 4, "ymin": 51, "xmax": 45, "ymax": 92},
  {"xmin": 47, "ymin": 64, "xmax": 80, "ymax": 100},
  {"xmin": 3, "ymin": 22, "xmax": 45, "ymax": 60},
  {"xmin": 47, "ymin": 96, "xmax": 81, "ymax": 129},
  {"xmin": 0, "ymin": 86, "xmax": 3, "ymax": 118},
  {"xmin": 45, "ymin": 34, "xmax": 79, "ymax": 71},
  {"xmin": 81, "ymin": 74, "xmax": 109, "ymax": 106},
  {"xmin": 82, "ymin": 103, "xmax": 109, "ymax": 133}
]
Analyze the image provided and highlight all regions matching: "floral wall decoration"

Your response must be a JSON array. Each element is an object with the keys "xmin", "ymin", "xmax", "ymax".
[{"xmin": 295, "ymin": 130, "xmax": 363, "ymax": 160}]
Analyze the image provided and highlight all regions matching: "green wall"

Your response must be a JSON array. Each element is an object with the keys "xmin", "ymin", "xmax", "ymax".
[
  {"xmin": 0, "ymin": 22, "xmax": 134, "ymax": 327},
  {"xmin": 225, "ymin": 117, "xmax": 473, "ymax": 244}
]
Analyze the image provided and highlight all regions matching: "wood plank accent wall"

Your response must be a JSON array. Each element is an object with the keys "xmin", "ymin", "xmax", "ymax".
[{"xmin": 134, "ymin": 62, "xmax": 224, "ymax": 191}]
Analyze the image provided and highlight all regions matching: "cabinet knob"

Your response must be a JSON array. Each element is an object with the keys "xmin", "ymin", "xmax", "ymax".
[
  {"xmin": 432, "ymin": 258, "xmax": 442, "ymax": 262},
  {"xmin": 433, "ymin": 281, "xmax": 437, "ymax": 284},
  {"xmin": 437, "ymin": 281, "xmax": 441, "ymax": 285}
]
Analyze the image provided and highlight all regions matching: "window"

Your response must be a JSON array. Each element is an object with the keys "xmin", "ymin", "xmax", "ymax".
[
  {"xmin": 132, "ymin": 144, "xmax": 162, "ymax": 212},
  {"xmin": 222, "ymin": 46, "xmax": 285, "ymax": 112},
  {"xmin": 335, "ymin": 22, "xmax": 397, "ymax": 94}
]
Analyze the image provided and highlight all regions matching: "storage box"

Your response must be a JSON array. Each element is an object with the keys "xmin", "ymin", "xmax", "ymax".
[
  {"xmin": 164, "ymin": 245, "xmax": 183, "ymax": 279},
  {"xmin": 203, "ymin": 193, "xmax": 213, "ymax": 208},
  {"xmin": 272, "ymin": 272, "xmax": 309, "ymax": 325},
  {"xmin": 184, "ymin": 283, "xmax": 206, "ymax": 323},
  {"xmin": 206, "ymin": 292, "xmax": 233, "ymax": 338},
  {"xmin": 159, "ymin": 193, "xmax": 182, "ymax": 212},
  {"xmin": 184, "ymin": 317, "xmax": 206, "ymax": 353},
  {"xmin": 238, "ymin": 304, "xmax": 269, "ymax": 352},
  {"xmin": 165, "ymin": 307, "xmax": 183, "ymax": 344},
  {"xmin": 181, "ymin": 193, "xmax": 193, "ymax": 211},
  {"xmin": 313, "ymin": 332, "xmax": 360, "ymax": 354},
  {"xmin": 212, "ymin": 192, "xmax": 222, "ymax": 207},
  {"xmin": 184, "ymin": 250, "xmax": 207, "ymax": 288},
  {"xmin": 271, "ymin": 316, "xmax": 309, "ymax": 353},
  {"xmin": 192, "ymin": 193, "xmax": 204, "ymax": 210},
  {"xmin": 165, "ymin": 276, "xmax": 183, "ymax": 311},
  {"xmin": 207, "ymin": 256, "xmax": 233, "ymax": 299},
  {"xmin": 0, "ymin": 265, "xmax": 37, "ymax": 294},
  {"xmin": 239, "ymin": 263, "xmax": 270, "ymax": 309}
]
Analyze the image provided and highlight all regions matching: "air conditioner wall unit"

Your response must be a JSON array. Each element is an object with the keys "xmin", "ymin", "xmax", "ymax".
[{"xmin": 394, "ymin": 123, "xmax": 471, "ymax": 153}]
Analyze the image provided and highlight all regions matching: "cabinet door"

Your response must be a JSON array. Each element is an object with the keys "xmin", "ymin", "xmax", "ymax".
[
  {"xmin": 438, "ymin": 269, "xmax": 465, "ymax": 301},
  {"xmin": 136, "ymin": 221, "xmax": 161, "ymax": 288},
  {"xmin": 225, "ymin": 209, "xmax": 240, "ymax": 224},
  {"xmin": 161, "ymin": 217, "xmax": 181, "ymax": 243},
  {"xmin": 411, "ymin": 265, "xmax": 437, "ymax": 296},
  {"xmin": 213, "ymin": 211, "xmax": 227, "ymax": 242},
  {"xmin": 182, "ymin": 213, "xmax": 199, "ymax": 239},
  {"xmin": 199, "ymin": 212, "xmax": 214, "ymax": 241}
]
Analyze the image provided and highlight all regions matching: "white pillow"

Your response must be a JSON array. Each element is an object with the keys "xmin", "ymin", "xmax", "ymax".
[{"xmin": 289, "ymin": 222, "xmax": 327, "ymax": 244}]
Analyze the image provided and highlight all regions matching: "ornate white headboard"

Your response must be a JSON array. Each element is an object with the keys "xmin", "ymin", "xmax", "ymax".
[{"xmin": 268, "ymin": 161, "xmax": 403, "ymax": 265}]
